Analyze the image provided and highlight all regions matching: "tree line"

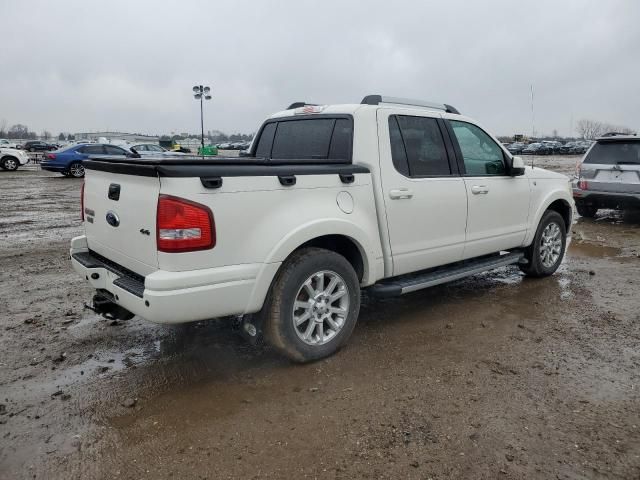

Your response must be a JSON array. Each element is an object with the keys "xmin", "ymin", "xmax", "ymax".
[{"xmin": 576, "ymin": 119, "xmax": 635, "ymax": 140}]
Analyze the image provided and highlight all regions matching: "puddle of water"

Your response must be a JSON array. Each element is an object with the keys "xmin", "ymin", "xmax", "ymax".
[{"xmin": 568, "ymin": 242, "xmax": 621, "ymax": 258}]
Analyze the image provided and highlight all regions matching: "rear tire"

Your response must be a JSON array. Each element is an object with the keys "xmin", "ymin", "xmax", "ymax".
[
  {"xmin": 263, "ymin": 247, "xmax": 360, "ymax": 362},
  {"xmin": 69, "ymin": 162, "xmax": 85, "ymax": 178},
  {"xmin": 2, "ymin": 156, "xmax": 19, "ymax": 171},
  {"xmin": 520, "ymin": 210, "xmax": 567, "ymax": 278},
  {"xmin": 576, "ymin": 203, "xmax": 598, "ymax": 218}
]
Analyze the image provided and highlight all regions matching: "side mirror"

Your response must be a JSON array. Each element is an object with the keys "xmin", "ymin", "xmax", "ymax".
[{"xmin": 510, "ymin": 156, "xmax": 525, "ymax": 176}]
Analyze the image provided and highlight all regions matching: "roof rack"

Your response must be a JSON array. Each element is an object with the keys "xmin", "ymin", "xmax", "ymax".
[{"xmin": 361, "ymin": 95, "xmax": 460, "ymax": 114}]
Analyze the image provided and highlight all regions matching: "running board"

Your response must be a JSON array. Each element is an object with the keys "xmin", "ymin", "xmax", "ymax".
[{"xmin": 369, "ymin": 251, "xmax": 526, "ymax": 298}]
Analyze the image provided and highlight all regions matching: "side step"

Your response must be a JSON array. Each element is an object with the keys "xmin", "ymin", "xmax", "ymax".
[{"xmin": 369, "ymin": 251, "xmax": 526, "ymax": 298}]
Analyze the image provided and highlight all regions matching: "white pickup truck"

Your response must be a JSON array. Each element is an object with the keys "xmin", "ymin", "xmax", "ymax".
[{"xmin": 71, "ymin": 95, "xmax": 573, "ymax": 361}]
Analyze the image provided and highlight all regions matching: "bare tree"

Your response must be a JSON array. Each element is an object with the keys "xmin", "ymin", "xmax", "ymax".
[
  {"xmin": 42, "ymin": 130, "xmax": 51, "ymax": 140},
  {"xmin": 576, "ymin": 119, "xmax": 606, "ymax": 140},
  {"xmin": 577, "ymin": 118, "xmax": 636, "ymax": 139}
]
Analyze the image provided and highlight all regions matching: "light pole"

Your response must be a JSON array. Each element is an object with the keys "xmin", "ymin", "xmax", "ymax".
[{"xmin": 193, "ymin": 85, "xmax": 212, "ymax": 151}]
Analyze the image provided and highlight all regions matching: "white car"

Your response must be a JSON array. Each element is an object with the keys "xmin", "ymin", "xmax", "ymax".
[
  {"xmin": 0, "ymin": 147, "xmax": 30, "ymax": 171},
  {"xmin": 0, "ymin": 139, "xmax": 20, "ymax": 149},
  {"xmin": 129, "ymin": 144, "xmax": 186, "ymax": 156},
  {"xmin": 70, "ymin": 95, "xmax": 573, "ymax": 361}
]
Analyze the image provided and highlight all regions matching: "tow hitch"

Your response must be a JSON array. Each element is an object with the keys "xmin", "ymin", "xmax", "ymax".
[{"xmin": 84, "ymin": 291, "xmax": 135, "ymax": 320}]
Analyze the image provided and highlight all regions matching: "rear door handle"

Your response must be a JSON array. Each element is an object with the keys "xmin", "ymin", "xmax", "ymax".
[
  {"xmin": 389, "ymin": 188, "xmax": 413, "ymax": 200},
  {"xmin": 471, "ymin": 185, "xmax": 489, "ymax": 195}
]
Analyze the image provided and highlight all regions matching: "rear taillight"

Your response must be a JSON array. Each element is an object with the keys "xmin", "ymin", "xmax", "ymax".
[
  {"xmin": 578, "ymin": 179, "xmax": 588, "ymax": 190},
  {"xmin": 46, "ymin": 153, "xmax": 56, "ymax": 160},
  {"xmin": 156, "ymin": 195, "xmax": 215, "ymax": 252},
  {"xmin": 80, "ymin": 181, "xmax": 85, "ymax": 221}
]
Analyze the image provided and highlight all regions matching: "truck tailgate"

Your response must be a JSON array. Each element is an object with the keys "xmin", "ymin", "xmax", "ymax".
[{"xmin": 83, "ymin": 170, "xmax": 160, "ymax": 275}]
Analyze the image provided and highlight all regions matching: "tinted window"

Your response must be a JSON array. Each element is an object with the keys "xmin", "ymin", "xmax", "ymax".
[
  {"xmin": 328, "ymin": 119, "xmax": 352, "ymax": 160},
  {"xmin": 104, "ymin": 145, "xmax": 127, "ymax": 155},
  {"xmin": 80, "ymin": 145, "xmax": 105, "ymax": 155},
  {"xmin": 585, "ymin": 141, "xmax": 640, "ymax": 165},
  {"xmin": 450, "ymin": 121, "xmax": 506, "ymax": 175},
  {"xmin": 255, "ymin": 122, "xmax": 276, "ymax": 158},
  {"xmin": 389, "ymin": 116, "xmax": 409, "ymax": 176},
  {"xmin": 271, "ymin": 119, "xmax": 335, "ymax": 160},
  {"xmin": 395, "ymin": 116, "xmax": 450, "ymax": 176}
]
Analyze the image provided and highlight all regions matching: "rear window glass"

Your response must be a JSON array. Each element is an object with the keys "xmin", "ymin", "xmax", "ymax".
[
  {"xmin": 255, "ymin": 118, "xmax": 352, "ymax": 162},
  {"xmin": 585, "ymin": 141, "xmax": 640, "ymax": 164}
]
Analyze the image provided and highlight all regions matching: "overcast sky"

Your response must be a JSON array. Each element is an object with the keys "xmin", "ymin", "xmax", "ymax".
[{"xmin": 1, "ymin": 0, "xmax": 638, "ymax": 137}]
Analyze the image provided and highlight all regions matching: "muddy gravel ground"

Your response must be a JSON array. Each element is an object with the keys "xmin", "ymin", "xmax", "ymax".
[{"xmin": 1, "ymin": 156, "xmax": 639, "ymax": 479}]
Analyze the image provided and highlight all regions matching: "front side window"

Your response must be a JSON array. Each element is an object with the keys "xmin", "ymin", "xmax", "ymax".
[
  {"xmin": 450, "ymin": 120, "xmax": 506, "ymax": 175},
  {"xmin": 104, "ymin": 145, "xmax": 127, "ymax": 155}
]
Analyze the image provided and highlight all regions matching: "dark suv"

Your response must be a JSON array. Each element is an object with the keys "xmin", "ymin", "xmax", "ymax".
[{"xmin": 573, "ymin": 135, "xmax": 640, "ymax": 217}]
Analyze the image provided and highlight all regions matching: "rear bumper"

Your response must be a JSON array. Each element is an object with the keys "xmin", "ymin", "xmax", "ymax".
[
  {"xmin": 573, "ymin": 185, "xmax": 640, "ymax": 209},
  {"xmin": 70, "ymin": 235, "xmax": 280, "ymax": 324}
]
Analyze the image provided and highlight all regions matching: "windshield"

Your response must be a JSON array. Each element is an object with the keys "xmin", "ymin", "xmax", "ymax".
[{"xmin": 585, "ymin": 141, "xmax": 640, "ymax": 164}]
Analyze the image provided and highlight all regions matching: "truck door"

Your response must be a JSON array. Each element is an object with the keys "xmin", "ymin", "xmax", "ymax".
[
  {"xmin": 445, "ymin": 119, "xmax": 530, "ymax": 259},
  {"xmin": 377, "ymin": 110, "xmax": 468, "ymax": 276}
]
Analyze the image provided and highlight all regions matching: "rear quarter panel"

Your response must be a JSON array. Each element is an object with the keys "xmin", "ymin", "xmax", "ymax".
[{"xmin": 158, "ymin": 173, "xmax": 384, "ymax": 285}]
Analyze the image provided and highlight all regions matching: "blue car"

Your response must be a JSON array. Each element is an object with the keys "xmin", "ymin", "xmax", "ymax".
[{"xmin": 41, "ymin": 143, "xmax": 131, "ymax": 178}]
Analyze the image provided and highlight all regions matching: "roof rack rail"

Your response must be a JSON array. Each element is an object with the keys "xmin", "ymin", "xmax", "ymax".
[
  {"xmin": 287, "ymin": 102, "xmax": 318, "ymax": 110},
  {"xmin": 601, "ymin": 131, "xmax": 636, "ymax": 137},
  {"xmin": 361, "ymin": 95, "xmax": 460, "ymax": 114}
]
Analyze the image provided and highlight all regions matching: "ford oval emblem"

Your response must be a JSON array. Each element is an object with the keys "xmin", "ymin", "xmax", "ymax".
[{"xmin": 105, "ymin": 211, "xmax": 120, "ymax": 227}]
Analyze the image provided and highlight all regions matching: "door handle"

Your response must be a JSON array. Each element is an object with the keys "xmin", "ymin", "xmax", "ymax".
[
  {"xmin": 389, "ymin": 188, "xmax": 413, "ymax": 200},
  {"xmin": 471, "ymin": 185, "xmax": 489, "ymax": 195}
]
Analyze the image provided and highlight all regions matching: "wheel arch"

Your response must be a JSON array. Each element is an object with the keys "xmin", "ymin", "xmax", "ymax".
[
  {"xmin": 244, "ymin": 220, "xmax": 383, "ymax": 315},
  {"xmin": 525, "ymin": 191, "xmax": 573, "ymax": 246}
]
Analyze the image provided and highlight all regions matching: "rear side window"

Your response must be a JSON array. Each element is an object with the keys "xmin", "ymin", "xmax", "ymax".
[
  {"xmin": 389, "ymin": 115, "xmax": 451, "ymax": 177},
  {"xmin": 80, "ymin": 145, "xmax": 105, "ymax": 155},
  {"xmin": 254, "ymin": 117, "xmax": 353, "ymax": 162},
  {"xmin": 585, "ymin": 141, "xmax": 640, "ymax": 165},
  {"xmin": 255, "ymin": 122, "xmax": 276, "ymax": 158}
]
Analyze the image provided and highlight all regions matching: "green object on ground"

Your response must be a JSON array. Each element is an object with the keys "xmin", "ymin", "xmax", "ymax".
[{"xmin": 198, "ymin": 145, "xmax": 218, "ymax": 156}]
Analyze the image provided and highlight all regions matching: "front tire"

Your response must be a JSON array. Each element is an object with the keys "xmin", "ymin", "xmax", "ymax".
[
  {"xmin": 69, "ymin": 162, "xmax": 85, "ymax": 178},
  {"xmin": 520, "ymin": 210, "xmax": 567, "ymax": 278},
  {"xmin": 2, "ymin": 157, "xmax": 19, "ymax": 171},
  {"xmin": 263, "ymin": 247, "xmax": 361, "ymax": 362}
]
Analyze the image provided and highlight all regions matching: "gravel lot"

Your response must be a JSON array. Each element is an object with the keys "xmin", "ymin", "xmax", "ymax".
[{"xmin": 1, "ymin": 156, "xmax": 639, "ymax": 479}]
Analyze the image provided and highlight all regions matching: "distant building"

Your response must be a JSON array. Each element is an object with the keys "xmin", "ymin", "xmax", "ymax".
[{"xmin": 73, "ymin": 131, "xmax": 159, "ymax": 144}]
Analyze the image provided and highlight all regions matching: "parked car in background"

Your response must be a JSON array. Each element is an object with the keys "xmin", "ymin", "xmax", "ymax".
[
  {"xmin": 41, "ymin": 143, "xmax": 131, "ymax": 178},
  {"xmin": 507, "ymin": 142, "xmax": 526, "ymax": 154},
  {"xmin": 70, "ymin": 95, "xmax": 573, "ymax": 362},
  {"xmin": 573, "ymin": 134, "xmax": 640, "ymax": 217},
  {"xmin": 23, "ymin": 141, "xmax": 58, "ymax": 152},
  {"xmin": 569, "ymin": 142, "xmax": 590, "ymax": 155},
  {"xmin": 0, "ymin": 139, "xmax": 20, "ymax": 149},
  {"xmin": 217, "ymin": 142, "xmax": 233, "ymax": 150},
  {"xmin": 542, "ymin": 141, "xmax": 563, "ymax": 154},
  {"xmin": 522, "ymin": 143, "xmax": 553, "ymax": 155},
  {"xmin": 129, "ymin": 144, "xmax": 186, "ymax": 157},
  {"xmin": 0, "ymin": 146, "xmax": 30, "ymax": 171}
]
